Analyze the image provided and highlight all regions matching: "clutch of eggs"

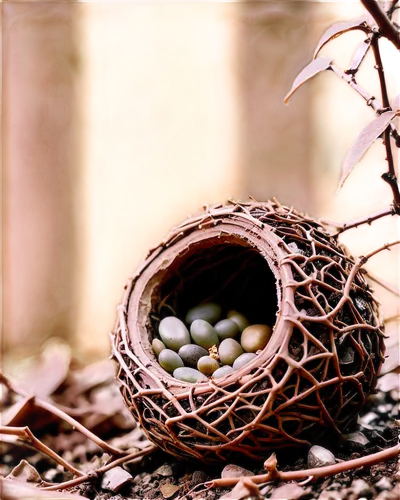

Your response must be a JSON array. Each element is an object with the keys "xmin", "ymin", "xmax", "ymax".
[{"xmin": 152, "ymin": 302, "xmax": 272, "ymax": 382}]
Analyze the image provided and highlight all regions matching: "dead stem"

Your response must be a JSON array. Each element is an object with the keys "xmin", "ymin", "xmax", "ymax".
[
  {"xmin": 320, "ymin": 206, "xmax": 395, "ymax": 235},
  {"xmin": 36, "ymin": 399, "xmax": 128, "ymax": 457},
  {"xmin": 40, "ymin": 445, "xmax": 158, "ymax": 491},
  {"xmin": 0, "ymin": 426, "xmax": 83, "ymax": 477},
  {"xmin": 207, "ymin": 444, "xmax": 400, "ymax": 488},
  {"xmin": 0, "ymin": 372, "xmax": 128, "ymax": 457}
]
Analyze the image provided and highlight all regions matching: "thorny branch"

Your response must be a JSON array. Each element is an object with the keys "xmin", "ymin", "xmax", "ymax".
[
  {"xmin": 320, "ymin": 205, "xmax": 395, "ymax": 234},
  {"xmin": 371, "ymin": 34, "xmax": 400, "ymax": 212}
]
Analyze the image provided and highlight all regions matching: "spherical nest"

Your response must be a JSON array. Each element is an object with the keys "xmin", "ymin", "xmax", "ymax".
[{"xmin": 111, "ymin": 200, "xmax": 385, "ymax": 463}]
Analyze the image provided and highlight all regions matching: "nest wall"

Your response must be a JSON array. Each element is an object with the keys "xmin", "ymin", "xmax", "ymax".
[{"xmin": 111, "ymin": 200, "xmax": 385, "ymax": 463}]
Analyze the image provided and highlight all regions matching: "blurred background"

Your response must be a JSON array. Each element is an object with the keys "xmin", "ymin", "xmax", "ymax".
[{"xmin": 3, "ymin": 1, "xmax": 399, "ymax": 371}]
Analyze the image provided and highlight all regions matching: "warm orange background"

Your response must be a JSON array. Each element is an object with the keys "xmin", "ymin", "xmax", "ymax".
[{"xmin": 2, "ymin": 1, "xmax": 399, "ymax": 370}]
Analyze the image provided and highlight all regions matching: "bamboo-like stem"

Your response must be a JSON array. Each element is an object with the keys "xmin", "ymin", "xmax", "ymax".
[
  {"xmin": 0, "ymin": 426, "xmax": 83, "ymax": 477},
  {"xmin": 207, "ymin": 444, "xmax": 400, "ymax": 488},
  {"xmin": 41, "ymin": 445, "xmax": 158, "ymax": 491}
]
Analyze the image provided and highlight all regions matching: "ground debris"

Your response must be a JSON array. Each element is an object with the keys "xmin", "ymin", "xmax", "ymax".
[{"xmin": 1, "ymin": 346, "xmax": 399, "ymax": 500}]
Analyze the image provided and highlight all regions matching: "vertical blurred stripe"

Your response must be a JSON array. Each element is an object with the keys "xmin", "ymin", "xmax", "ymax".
[
  {"xmin": 75, "ymin": 2, "xmax": 241, "ymax": 357},
  {"xmin": 236, "ymin": 2, "xmax": 316, "ymax": 212},
  {"xmin": 3, "ymin": 2, "xmax": 80, "ymax": 363}
]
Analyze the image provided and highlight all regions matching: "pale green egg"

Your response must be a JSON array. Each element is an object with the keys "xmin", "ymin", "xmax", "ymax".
[
  {"xmin": 227, "ymin": 310, "xmax": 249, "ymax": 332},
  {"xmin": 158, "ymin": 349, "xmax": 184, "ymax": 373},
  {"xmin": 173, "ymin": 367, "xmax": 208, "ymax": 383},
  {"xmin": 158, "ymin": 316, "xmax": 191, "ymax": 351},
  {"xmin": 212, "ymin": 365, "xmax": 235, "ymax": 379},
  {"xmin": 152, "ymin": 338, "xmax": 166, "ymax": 357},
  {"xmin": 214, "ymin": 319, "xmax": 240, "ymax": 340},
  {"xmin": 218, "ymin": 338, "xmax": 243, "ymax": 365},
  {"xmin": 190, "ymin": 319, "xmax": 219, "ymax": 349},
  {"xmin": 232, "ymin": 352, "xmax": 257, "ymax": 370},
  {"xmin": 185, "ymin": 303, "xmax": 222, "ymax": 325}
]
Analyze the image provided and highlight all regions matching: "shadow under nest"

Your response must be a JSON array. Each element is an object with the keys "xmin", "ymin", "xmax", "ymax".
[{"xmin": 111, "ymin": 200, "xmax": 385, "ymax": 463}]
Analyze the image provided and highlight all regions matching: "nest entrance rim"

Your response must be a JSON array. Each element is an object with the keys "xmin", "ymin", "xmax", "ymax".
[{"xmin": 128, "ymin": 221, "xmax": 287, "ymax": 387}]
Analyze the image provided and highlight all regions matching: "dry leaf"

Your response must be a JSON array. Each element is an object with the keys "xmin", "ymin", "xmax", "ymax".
[
  {"xmin": 270, "ymin": 483, "xmax": 308, "ymax": 499},
  {"xmin": 220, "ymin": 478, "xmax": 261, "ymax": 500},
  {"xmin": 0, "ymin": 478, "xmax": 83, "ymax": 500},
  {"xmin": 160, "ymin": 483, "xmax": 180, "ymax": 499},
  {"xmin": 284, "ymin": 58, "xmax": 332, "ymax": 104},
  {"xmin": 313, "ymin": 17, "xmax": 369, "ymax": 59},
  {"xmin": 347, "ymin": 39, "xmax": 371, "ymax": 73},
  {"xmin": 393, "ymin": 93, "xmax": 400, "ymax": 112},
  {"xmin": 6, "ymin": 460, "xmax": 42, "ymax": 483},
  {"xmin": 13, "ymin": 339, "xmax": 71, "ymax": 399},
  {"xmin": 338, "ymin": 111, "xmax": 396, "ymax": 190}
]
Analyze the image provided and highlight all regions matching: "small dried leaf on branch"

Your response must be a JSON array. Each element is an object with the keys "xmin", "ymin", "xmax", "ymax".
[
  {"xmin": 392, "ymin": 93, "xmax": 400, "ymax": 112},
  {"xmin": 338, "ymin": 111, "xmax": 396, "ymax": 190},
  {"xmin": 347, "ymin": 39, "xmax": 372, "ymax": 74},
  {"xmin": 313, "ymin": 17, "xmax": 369, "ymax": 59},
  {"xmin": 284, "ymin": 57, "xmax": 332, "ymax": 104}
]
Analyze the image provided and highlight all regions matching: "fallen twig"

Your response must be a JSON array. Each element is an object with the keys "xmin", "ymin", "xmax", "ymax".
[{"xmin": 207, "ymin": 444, "xmax": 400, "ymax": 488}]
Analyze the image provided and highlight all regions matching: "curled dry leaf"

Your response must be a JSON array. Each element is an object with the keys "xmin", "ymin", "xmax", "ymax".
[
  {"xmin": 12, "ymin": 338, "xmax": 71, "ymax": 399},
  {"xmin": 338, "ymin": 111, "xmax": 396, "ymax": 190},
  {"xmin": 313, "ymin": 17, "xmax": 369, "ymax": 59},
  {"xmin": 284, "ymin": 58, "xmax": 332, "ymax": 104},
  {"xmin": 0, "ymin": 479, "xmax": 83, "ymax": 500},
  {"xmin": 220, "ymin": 478, "xmax": 261, "ymax": 500},
  {"xmin": 6, "ymin": 460, "xmax": 42, "ymax": 483}
]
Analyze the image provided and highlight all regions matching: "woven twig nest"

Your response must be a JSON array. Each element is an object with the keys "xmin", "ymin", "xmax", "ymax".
[{"xmin": 111, "ymin": 200, "xmax": 385, "ymax": 463}]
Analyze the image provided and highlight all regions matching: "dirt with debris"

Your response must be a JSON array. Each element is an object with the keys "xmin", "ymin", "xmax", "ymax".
[{"xmin": 1, "ymin": 338, "xmax": 398, "ymax": 500}]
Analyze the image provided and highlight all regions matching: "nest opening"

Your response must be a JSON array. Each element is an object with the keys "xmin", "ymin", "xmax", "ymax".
[{"xmin": 144, "ymin": 235, "xmax": 279, "ymax": 357}]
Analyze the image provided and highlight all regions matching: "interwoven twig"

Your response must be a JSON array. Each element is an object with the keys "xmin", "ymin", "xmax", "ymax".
[{"xmin": 111, "ymin": 200, "xmax": 385, "ymax": 463}]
